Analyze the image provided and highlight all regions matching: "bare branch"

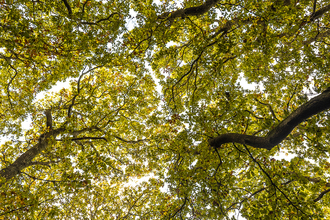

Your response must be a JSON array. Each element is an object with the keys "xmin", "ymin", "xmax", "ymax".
[
  {"xmin": 6, "ymin": 63, "xmax": 19, "ymax": 107},
  {"xmin": 312, "ymin": 0, "xmax": 317, "ymax": 16},
  {"xmin": 67, "ymin": 66, "xmax": 102, "ymax": 117},
  {"xmin": 286, "ymin": 85, "xmax": 298, "ymax": 111},
  {"xmin": 303, "ymin": 30, "xmax": 330, "ymax": 45},
  {"xmin": 170, "ymin": 197, "xmax": 188, "ymax": 219},
  {"xmin": 81, "ymin": 0, "xmax": 90, "ymax": 14}
]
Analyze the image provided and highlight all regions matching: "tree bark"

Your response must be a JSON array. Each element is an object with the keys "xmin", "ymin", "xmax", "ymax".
[
  {"xmin": 0, "ymin": 128, "xmax": 64, "ymax": 185},
  {"xmin": 209, "ymin": 88, "xmax": 330, "ymax": 150},
  {"xmin": 0, "ymin": 125, "xmax": 103, "ymax": 185}
]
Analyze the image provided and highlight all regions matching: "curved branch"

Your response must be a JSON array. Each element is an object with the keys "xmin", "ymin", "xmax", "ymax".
[
  {"xmin": 314, "ymin": 188, "xmax": 330, "ymax": 202},
  {"xmin": 209, "ymin": 88, "xmax": 330, "ymax": 150},
  {"xmin": 158, "ymin": 0, "xmax": 220, "ymax": 20}
]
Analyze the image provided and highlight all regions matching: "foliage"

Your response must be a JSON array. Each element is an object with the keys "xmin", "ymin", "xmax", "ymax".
[{"xmin": 1, "ymin": 0, "xmax": 330, "ymax": 219}]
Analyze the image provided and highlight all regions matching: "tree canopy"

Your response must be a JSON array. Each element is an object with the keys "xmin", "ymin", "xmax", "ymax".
[{"xmin": 1, "ymin": 0, "xmax": 330, "ymax": 219}]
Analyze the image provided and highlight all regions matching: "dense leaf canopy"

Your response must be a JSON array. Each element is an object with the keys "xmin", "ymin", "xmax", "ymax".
[{"xmin": 1, "ymin": 0, "xmax": 330, "ymax": 219}]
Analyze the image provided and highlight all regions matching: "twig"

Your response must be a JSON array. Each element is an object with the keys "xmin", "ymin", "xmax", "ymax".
[
  {"xmin": 243, "ymin": 144, "xmax": 308, "ymax": 216},
  {"xmin": 255, "ymin": 98, "xmax": 279, "ymax": 121},
  {"xmin": 81, "ymin": 13, "xmax": 119, "ymax": 25}
]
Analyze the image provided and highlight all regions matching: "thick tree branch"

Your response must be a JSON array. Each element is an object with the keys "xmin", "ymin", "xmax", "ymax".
[
  {"xmin": 158, "ymin": 0, "xmax": 220, "ymax": 20},
  {"xmin": 0, "ymin": 128, "xmax": 65, "ymax": 185},
  {"xmin": 209, "ymin": 88, "xmax": 330, "ymax": 150},
  {"xmin": 61, "ymin": 0, "xmax": 72, "ymax": 15},
  {"xmin": 0, "ymin": 126, "xmax": 101, "ymax": 185},
  {"xmin": 45, "ymin": 109, "xmax": 53, "ymax": 129},
  {"xmin": 310, "ymin": 3, "xmax": 330, "ymax": 21}
]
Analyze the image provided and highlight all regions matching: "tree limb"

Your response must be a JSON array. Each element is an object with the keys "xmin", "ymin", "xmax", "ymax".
[
  {"xmin": 209, "ymin": 88, "xmax": 330, "ymax": 150},
  {"xmin": 158, "ymin": 0, "xmax": 220, "ymax": 20},
  {"xmin": 314, "ymin": 188, "xmax": 330, "ymax": 202},
  {"xmin": 0, "ymin": 128, "xmax": 65, "ymax": 185},
  {"xmin": 61, "ymin": 0, "xmax": 72, "ymax": 15},
  {"xmin": 80, "ymin": 13, "xmax": 119, "ymax": 25},
  {"xmin": 45, "ymin": 109, "xmax": 53, "ymax": 129},
  {"xmin": 310, "ymin": 3, "xmax": 330, "ymax": 21},
  {"xmin": 254, "ymin": 98, "xmax": 279, "ymax": 121},
  {"xmin": 56, "ymin": 137, "xmax": 108, "ymax": 141}
]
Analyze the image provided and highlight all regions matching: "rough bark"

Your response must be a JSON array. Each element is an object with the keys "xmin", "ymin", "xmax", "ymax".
[
  {"xmin": 209, "ymin": 88, "xmax": 330, "ymax": 150},
  {"xmin": 158, "ymin": 0, "xmax": 220, "ymax": 20}
]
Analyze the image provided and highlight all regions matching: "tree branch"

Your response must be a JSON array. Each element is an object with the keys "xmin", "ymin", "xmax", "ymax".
[
  {"xmin": 243, "ymin": 144, "xmax": 306, "ymax": 215},
  {"xmin": 310, "ymin": 3, "xmax": 330, "ymax": 21},
  {"xmin": 254, "ymin": 98, "xmax": 279, "ymax": 121},
  {"xmin": 56, "ymin": 137, "xmax": 108, "ymax": 141},
  {"xmin": 314, "ymin": 188, "xmax": 330, "ymax": 202},
  {"xmin": 209, "ymin": 88, "xmax": 330, "ymax": 150},
  {"xmin": 61, "ymin": 0, "xmax": 72, "ymax": 15},
  {"xmin": 80, "ymin": 13, "xmax": 119, "ymax": 25},
  {"xmin": 45, "ymin": 109, "xmax": 53, "ymax": 129},
  {"xmin": 0, "ymin": 128, "xmax": 65, "ymax": 185},
  {"xmin": 158, "ymin": 0, "xmax": 220, "ymax": 20}
]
